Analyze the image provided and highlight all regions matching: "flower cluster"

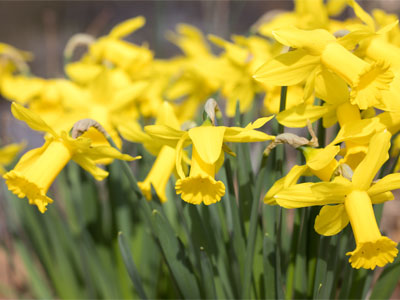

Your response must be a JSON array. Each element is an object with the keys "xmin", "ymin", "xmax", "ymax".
[{"xmin": 1, "ymin": 0, "xmax": 399, "ymax": 270}]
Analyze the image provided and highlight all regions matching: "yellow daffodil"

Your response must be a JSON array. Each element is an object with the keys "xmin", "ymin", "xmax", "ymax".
[
  {"xmin": 254, "ymin": 27, "xmax": 394, "ymax": 110},
  {"xmin": 165, "ymin": 25, "xmax": 221, "ymax": 121},
  {"xmin": 254, "ymin": 0, "xmax": 347, "ymax": 37},
  {"xmin": 208, "ymin": 35, "xmax": 269, "ymax": 116},
  {"xmin": 270, "ymin": 131, "xmax": 399, "ymax": 270},
  {"xmin": 60, "ymin": 67, "xmax": 147, "ymax": 150},
  {"xmin": 264, "ymin": 143, "xmax": 340, "ymax": 205},
  {"xmin": 119, "ymin": 102, "xmax": 182, "ymax": 203},
  {"xmin": 146, "ymin": 116, "xmax": 275, "ymax": 205},
  {"xmin": 89, "ymin": 17, "xmax": 153, "ymax": 74},
  {"xmin": 3, "ymin": 103, "xmax": 139, "ymax": 213},
  {"xmin": 0, "ymin": 142, "xmax": 24, "ymax": 175}
]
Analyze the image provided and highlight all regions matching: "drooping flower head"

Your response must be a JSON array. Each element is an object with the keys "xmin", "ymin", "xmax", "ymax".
[
  {"xmin": 268, "ymin": 130, "xmax": 399, "ymax": 269},
  {"xmin": 3, "ymin": 103, "xmax": 139, "ymax": 213},
  {"xmin": 146, "ymin": 109, "xmax": 275, "ymax": 205}
]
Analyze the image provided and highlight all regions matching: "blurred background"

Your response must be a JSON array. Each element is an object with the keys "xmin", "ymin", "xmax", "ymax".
[{"xmin": 1, "ymin": 0, "xmax": 400, "ymax": 298}]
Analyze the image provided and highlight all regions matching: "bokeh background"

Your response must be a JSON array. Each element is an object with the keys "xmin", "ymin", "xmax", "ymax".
[{"xmin": 1, "ymin": 0, "xmax": 400, "ymax": 298}]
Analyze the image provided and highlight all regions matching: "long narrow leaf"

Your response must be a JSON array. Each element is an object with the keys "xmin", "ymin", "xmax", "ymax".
[{"xmin": 118, "ymin": 232, "xmax": 148, "ymax": 300}]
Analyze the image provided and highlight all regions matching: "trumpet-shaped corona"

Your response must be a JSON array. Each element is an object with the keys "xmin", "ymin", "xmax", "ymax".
[
  {"xmin": 345, "ymin": 190, "xmax": 398, "ymax": 269},
  {"xmin": 175, "ymin": 145, "xmax": 225, "ymax": 205},
  {"xmin": 138, "ymin": 145, "xmax": 176, "ymax": 203},
  {"xmin": 4, "ymin": 140, "xmax": 71, "ymax": 213},
  {"xmin": 320, "ymin": 43, "xmax": 393, "ymax": 110}
]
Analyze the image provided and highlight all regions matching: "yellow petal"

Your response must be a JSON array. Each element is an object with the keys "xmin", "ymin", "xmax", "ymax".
[
  {"xmin": 11, "ymin": 102, "xmax": 57, "ymax": 136},
  {"xmin": 311, "ymin": 176, "xmax": 353, "ymax": 200},
  {"xmin": 188, "ymin": 126, "xmax": 226, "ymax": 165},
  {"xmin": 264, "ymin": 165, "xmax": 308, "ymax": 204},
  {"xmin": 254, "ymin": 49, "xmax": 319, "ymax": 86},
  {"xmin": 348, "ymin": 0, "xmax": 375, "ymax": 31},
  {"xmin": 337, "ymin": 29, "xmax": 374, "ymax": 51},
  {"xmin": 138, "ymin": 146, "xmax": 176, "ymax": 203},
  {"xmin": 118, "ymin": 121, "xmax": 152, "ymax": 145},
  {"xmin": 314, "ymin": 204, "xmax": 349, "ymax": 236},
  {"xmin": 175, "ymin": 133, "xmax": 190, "ymax": 179},
  {"xmin": 108, "ymin": 16, "xmax": 146, "ymax": 39},
  {"xmin": 65, "ymin": 62, "xmax": 102, "ymax": 85},
  {"xmin": 208, "ymin": 35, "xmax": 249, "ymax": 65},
  {"xmin": 224, "ymin": 126, "xmax": 275, "ymax": 143},
  {"xmin": 155, "ymin": 102, "xmax": 181, "ymax": 130},
  {"xmin": 330, "ymin": 118, "xmax": 383, "ymax": 145},
  {"xmin": 368, "ymin": 173, "xmax": 400, "ymax": 197},
  {"xmin": 1, "ymin": 75, "xmax": 44, "ymax": 104},
  {"xmin": 370, "ymin": 191, "xmax": 394, "ymax": 204},
  {"xmin": 110, "ymin": 81, "xmax": 148, "ymax": 112},
  {"xmin": 245, "ymin": 116, "xmax": 275, "ymax": 130},
  {"xmin": 81, "ymin": 145, "xmax": 139, "ymax": 162},
  {"xmin": 377, "ymin": 111, "xmax": 400, "ymax": 135},
  {"xmin": 276, "ymin": 103, "xmax": 329, "ymax": 128},
  {"xmin": 272, "ymin": 28, "xmax": 335, "ymax": 55},
  {"xmin": 352, "ymin": 130, "xmax": 391, "ymax": 190},
  {"xmin": 376, "ymin": 20, "xmax": 399, "ymax": 34},
  {"xmin": 274, "ymin": 182, "xmax": 339, "ymax": 208},
  {"xmin": 315, "ymin": 66, "xmax": 349, "ymax": 105},
  {"xmin": 145, "ymin": 125, "xmax": 185, "ymax": 148},
  {"xmin": 72, "ymin": 155, "xmax": 109, "ymax": 180},
  {"xmin": 326, "ymin": 0, "xmax": 348, "ymax": 16},
  {"xmin": 305, "ymin": 145, "xmax": 340, "ymax": 171}
]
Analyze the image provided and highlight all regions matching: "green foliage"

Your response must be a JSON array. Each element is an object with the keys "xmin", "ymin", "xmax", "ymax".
[{"xmin": 2, "ymin": 98, "xmax": 399, "ymax": 299}]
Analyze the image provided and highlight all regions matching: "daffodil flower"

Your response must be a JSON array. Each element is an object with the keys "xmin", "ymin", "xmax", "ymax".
[
  {"xmin": 119, "ymin": 102, "xmax": 182, "ymax": 203},
  {"xmin": 164, "ymin": 25, "xmax": 223, "ymax": 121},
  {"xmin": 254, "ymin": 27, "xmax": 394, "ymax": 110},
  {"xmin": 271, "ymin": 130, "xmax": 399, "ymax": 270},
  {"xmin": 208, "ymin": 35, "xmax": 269, "ymax": 117},
  {"xmin": 146, "ymin": 117, "xmax": 275, "ymax": 205},
  {"xmin": 264, "ymin": 144, "xmax": 340, "ymax": 205},
  {"xmin": 89, "ymin": 17, "xmax": 153, "ymax": 74},
  {"xmin": 3, "ymin": 103, "xmax": 139, "ymax": 213},
  {"xmin": 254, "ymin": 0, "xmax": 347, "ymax": 37}
]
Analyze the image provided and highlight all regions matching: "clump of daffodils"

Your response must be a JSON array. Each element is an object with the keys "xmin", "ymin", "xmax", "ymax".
[{"xmin": 1, "ymin": 0, "xmax": 399, "ymax": 274}]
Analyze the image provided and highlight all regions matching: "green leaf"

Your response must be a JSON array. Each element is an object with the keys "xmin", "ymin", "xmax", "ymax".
[
  {"xmin": 14, "ymin": 241, "xmax": 53, "ymax": 299},
  {"xmin": 242, "ymin": 155, "xmax": 269, "ymax": 299},
  {"xmin": 318, "ymin": 236, "xmax": 339, "ymax": 299},
  {"xmin": 200, "ymin": 247, "xmax": 217, "ymax": 299},
  {"xmin": 152, "ymin": 209, "xmax": 201, "ymax": 299},
  {"xmin": 221, "ymin": 158, "xmax": 246, "ymax": 290},
  {"xmin": 118, "ymin": 232, "xmax": 148, "ymax": 299},
  {"xmin": 263, "ymin": 233, "xmax": 276, "ymax": 299}
]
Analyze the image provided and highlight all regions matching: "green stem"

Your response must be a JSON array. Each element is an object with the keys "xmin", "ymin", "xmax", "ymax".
[{"xmin": 274, "ymin": 86, "xmax": 288, "ymax": 299}]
